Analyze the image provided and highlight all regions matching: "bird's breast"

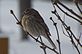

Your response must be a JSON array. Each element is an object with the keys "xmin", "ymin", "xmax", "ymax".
[{"xmin": 22, "ymin": 15, "xmax": 47, "ymax": 37}]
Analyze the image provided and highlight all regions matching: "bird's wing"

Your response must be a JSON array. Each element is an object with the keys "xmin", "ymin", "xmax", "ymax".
[{"xmin": 32, "ymin": 10, "xmax": 51, "ymax": 36}]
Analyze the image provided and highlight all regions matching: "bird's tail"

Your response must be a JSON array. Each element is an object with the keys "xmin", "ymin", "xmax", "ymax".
[{"xmin": 45, "ymin": 35, "xmax": 56, "ymax": 49}]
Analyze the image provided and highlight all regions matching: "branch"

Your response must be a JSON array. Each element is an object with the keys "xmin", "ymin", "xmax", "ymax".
[
  {"xmin": 58, "ymin": 1, "xmax": 82, "ymax": 20},
  {"xmin": 55, "ymin": 4, "xmax": 82, "ymax": 24},
  {"xmin": 74, "ymin": 2, "xmax": 82, "ymax": 14},
  {"xmin": 51, "ymin": 0, "xmax": 82, "ymax": 47},
  {"xmin": 27, "ymin": 32, "xmax": 59, "ymax": 54},
  {"xmin": 50, "ymin": 17, "xmax": 61, "ymax": 54},
  {"xmin": 10, "ymin": 10, "xmax": 22, "ymax": 26},
  {"xmin": 40, "ymin": 46, "xmax": 47, "ymax": 54},
  {"xmin": 51, "ymin": 7, "xmax": 81, "ymax": 54},
  {"xmin": 63, "ymin": 26, "xmax": 80, "ymax": 54}
]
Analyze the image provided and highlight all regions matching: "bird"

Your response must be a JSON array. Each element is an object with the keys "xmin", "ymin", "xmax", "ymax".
[{"xmin": 21, "ymin": 8, "xmax": 56, "ymax": 49}]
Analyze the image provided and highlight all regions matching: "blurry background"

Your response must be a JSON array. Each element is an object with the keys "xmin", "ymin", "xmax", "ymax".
[{"xmin": 0, "ymin": 0, "xmax": 82, "ymax": 54}]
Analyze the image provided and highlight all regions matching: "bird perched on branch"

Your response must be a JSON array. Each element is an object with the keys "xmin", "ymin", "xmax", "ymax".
[{"xmin": 21, "ymin": 8, "xmax": 56, "ymax": 49}]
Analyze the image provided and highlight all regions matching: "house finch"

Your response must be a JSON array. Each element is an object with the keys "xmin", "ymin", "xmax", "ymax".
[{"xmin": 21, "ymin": 8, "xmax": 56, "ymax": 49}]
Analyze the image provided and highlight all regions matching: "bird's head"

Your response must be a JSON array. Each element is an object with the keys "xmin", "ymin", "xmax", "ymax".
[{"xmin": 24, "ymin": 8, "xmax": 38, "ymax": 15}]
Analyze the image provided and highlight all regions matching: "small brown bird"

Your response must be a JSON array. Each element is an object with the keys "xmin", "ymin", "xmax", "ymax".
[{"xmin": 21, "ymin": 8, "xmax": 56, "ymax": 49}]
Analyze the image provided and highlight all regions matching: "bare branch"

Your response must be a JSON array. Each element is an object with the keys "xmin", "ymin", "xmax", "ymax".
[
  {"xmin": 58, "ymin": 1, "xmax": 82, "ymax": 20},
  {"xmin": 50, "ymin": 17, "xmax": 61, "ymax": 54},
  {"xmin": 51, "ymin": 5, "xmax": 81, "ymax": 54},
  {"xmin": 55, "ymin": 4, "xmax": 82, "ymax": 24},
  {"xmin": 10, "ymin": 10, "xmax": 22, "ymax": 26},
  {"xmin": 74, "ymin": 2, "xmax": 82, "ymax": 14}
]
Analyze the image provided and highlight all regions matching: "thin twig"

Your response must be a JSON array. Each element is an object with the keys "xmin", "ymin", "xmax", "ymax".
[
  {"xmin": 39, "ymin": 36, "xmax": 47, "ymax": 54},
  {"xmin": 50, "ymin": 17, "xmax": 61, "ymax": 54},
  {"xmin": 77, "ymin": 32, "xmax": 82, "ymax": 46},
  {"xmin": 63, "ymin": 26, "xmax": 80, "ymax": 54},
  {"xmin": 51, "ymin": 0, "xmax": 82, "ymax": 47},
  {"xmin": 58, "ymin": 1, "xmax": 82, "ymax": 20},
  {"xmin": 75, "ymin": 2, "xmax": 82, "ymax": 14},
  {"xmin": 61, "ymin": 24, "xmax": 69, "ymax": 37},
  {"xmin": 28, "ymin": 32, "xmax": 59, "ymax": 54},
  {"xmin": 51, "ymin": 6, "xmax": 80, "ymax": 54},
  {"xmin": 55, "ymin": 4, "xmax": 82, "ymax": 24},
  {"xmin": 61, "ymin": 15, "xmax": 69, "ymax": 37},
  {"xmin": 10, "ymin": 10, "xmax": 20, "ymax": 22},
  {"xmin": 40, "ymin": 46, "xmax": 47, "ymax": 54},
  {"xmin": 10, "ymin": 10, "xmax": 22, "ymax": 26}
]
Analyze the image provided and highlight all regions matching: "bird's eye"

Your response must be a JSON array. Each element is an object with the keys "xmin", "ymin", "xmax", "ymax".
[
  {"xmin": 26, "ymin": 9, "xmax": 30, "ymax": 12},
  {"xmin": 24, "ymin": 9, "xmax": 30, "ymax": 14}
]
